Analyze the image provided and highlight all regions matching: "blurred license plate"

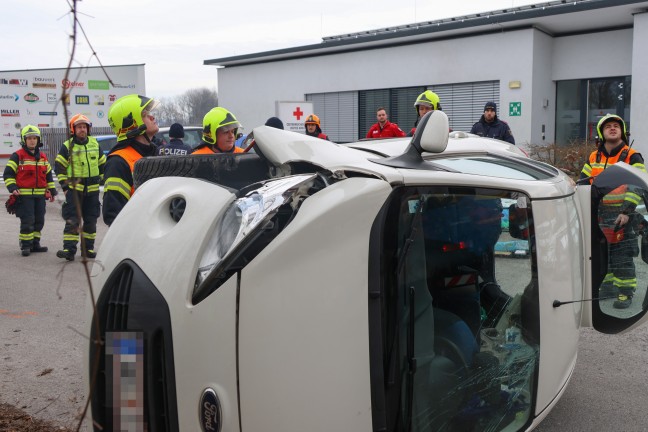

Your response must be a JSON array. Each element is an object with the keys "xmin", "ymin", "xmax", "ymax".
[{"xmin": 106, "ymin": 331, "xmax": 145, "ymax": 431}]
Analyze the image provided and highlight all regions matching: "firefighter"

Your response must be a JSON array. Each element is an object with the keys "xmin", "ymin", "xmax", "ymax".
[
  {"xmin": 192, "ymin": 107, "xmax": 244, "ymax": 154},
  {"xmin": 2, "ymin": 125, "xmax": 57, "ymax": 256},
  {"xmin": 408, "ymin": 90, "xmax": 442, "ymax": 136},
  {"xmin": 304, "ymin": 114, "xmax": 329, "ymax": 140},
  {"xmin": 580, "ymin": 114, "xmax": 646, "ymax": 309},
  {"xmin": 55, "ymin": 114, "xmax": 106, "ymax": 260},
  {"xmin": 103, "ymin": 94, "xmax": 160, "ymax": 226}
]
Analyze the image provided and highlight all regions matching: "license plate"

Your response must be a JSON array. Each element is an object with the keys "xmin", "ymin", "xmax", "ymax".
[{"xmin": 106, "ymin": 331, "xmax": 145, "ymax": 431}]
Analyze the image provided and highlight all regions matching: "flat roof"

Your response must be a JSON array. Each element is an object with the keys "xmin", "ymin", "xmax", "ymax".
[{"xmin": 204, "ymin": 0, "xmax": 648, "ymax": 67}]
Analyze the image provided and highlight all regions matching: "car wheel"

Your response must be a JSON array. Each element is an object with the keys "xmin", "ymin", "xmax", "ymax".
[{"xmin": 133, "ymin": 154, "xmax": 271, "ymax": 191}]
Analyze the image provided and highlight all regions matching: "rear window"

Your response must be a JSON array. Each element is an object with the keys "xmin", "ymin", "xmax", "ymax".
[{"xmin": 429, "ymin": 155, "xmax": 558, "ymax": 180}]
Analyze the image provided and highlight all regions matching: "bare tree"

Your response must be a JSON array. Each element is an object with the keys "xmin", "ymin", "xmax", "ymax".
[
  {"xmin": 156, "ymin": 96, "xmax": 186, "ymax": 127},
  {"xmin": 177, "ymin": 87, "xmax": 218, "ymax": 125}
]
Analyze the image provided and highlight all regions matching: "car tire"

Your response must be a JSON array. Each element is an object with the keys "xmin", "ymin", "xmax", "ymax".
[{"xmin": 133, "ymin": 154, "xmax": 271, "ymax": 191}]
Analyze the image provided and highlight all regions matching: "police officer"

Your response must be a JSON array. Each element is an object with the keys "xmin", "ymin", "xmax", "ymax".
[
  {"xmin": 581, "ymin": 114, "xmax": 645, "ymax": 309},
  {"xmin": 192, "ymin": 107, "xmax": 244, "ymax": 154},
  {"xmin": 408, "ymin": 90, "xmax": 442, "ymax": 137},
  {"xmin": 470, "ymin": 102, "xmax": 515, "ymax": 144},
  {"xmin": 55, "ymin": 114, "xmax": 106, "ymax": 260},
  {"xmin": 158, "ymin": 123, "xmax": 192, "ymax": 156},
  {"xmin": 3, "ymin": 125, "xmax": 57, "ymax": 256},
  {"xmin": 103, "ymin": 94, "xmax": 160, "ymax": 226}
]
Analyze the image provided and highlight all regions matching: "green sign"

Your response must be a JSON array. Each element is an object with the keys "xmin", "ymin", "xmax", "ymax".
[
  {"xmin": 509, "ymin": 102, "xmax": 522, "ymax": 116},
  {"xmin": 88, "ymin": 80, "xmax": 109, "ymax": 90}
]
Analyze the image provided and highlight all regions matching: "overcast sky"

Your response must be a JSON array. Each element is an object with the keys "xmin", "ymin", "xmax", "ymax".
[{"xmin": 4, "ymin": 0, "xmax": 543, "ymax": 98}]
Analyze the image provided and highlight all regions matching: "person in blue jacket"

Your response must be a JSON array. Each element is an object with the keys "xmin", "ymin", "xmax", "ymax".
[
  {"xmin": 158, "ymin": 123, "xmax": 192, "ymax": 156},
  {"xmin": 470, "ymin": 102, "xmax": 515, "ymax": 145}
]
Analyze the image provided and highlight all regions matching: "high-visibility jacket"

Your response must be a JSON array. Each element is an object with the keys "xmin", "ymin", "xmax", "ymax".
[
  {"xmin": 106, "ymin": 146, "xmax": 143, "ymax": 199},
  {"xmin": 192, "ymin": 145, "xmax": 244, "ymax": 154},
  {"xmin": 3, "ymin": 147, "xmax": 55, "ymax": 196},
  {"xmin": 55, "ymin": 137, "xmax": 106, "ymax": 193}
]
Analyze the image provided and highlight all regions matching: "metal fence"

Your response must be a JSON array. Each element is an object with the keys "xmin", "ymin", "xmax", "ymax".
[{"xmin": 40, "ymin": 127, "xmax": 114, "ymax": 159}]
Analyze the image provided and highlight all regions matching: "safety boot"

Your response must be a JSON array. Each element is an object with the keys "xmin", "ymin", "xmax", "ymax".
[
  {"xmin": 613, "ymin": 293, "xmax": 633, "ymax": 309},
  {"xmin": 56, "ymin": 249, "xmax": 75, "ymax": 261},
  {"xmin": 21, "ymin": 247, "xmax": 31, "ymax": 257},
  {"xmin": 31, "ymin": 241, "xmax": 48, "ymax": 253},
  {"xmin": 84, "ymin": 250, "xmax": 97, "ymax": 259}
]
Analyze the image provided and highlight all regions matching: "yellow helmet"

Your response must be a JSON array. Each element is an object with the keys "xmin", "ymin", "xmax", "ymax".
[
  {"xmin": 202, "ymin": 107, "xmax": 240, "ymax": 145},
  {"xmin": 20, "ymin": 124, "xmax": 42, "ymax": 147},
  {"xmin": 414, "ymin": 90, "xmax": 441, "ymax": 111},
  {"xmin": 304, "ymin": 114, "xmax": 321, "ymax": 127},
  {"xmin": 108, "ymin": 94, "xmax": 159, "ymax": 142},
  {"xmin": 597, "ymin": 114, "xmax": 627, "ymax": 142}
]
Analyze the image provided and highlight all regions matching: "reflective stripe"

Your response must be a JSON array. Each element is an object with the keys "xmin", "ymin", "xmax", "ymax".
[
  {"xmin": 83, "ymin": 232, "xmax": 97, "ymax": 240},
  {"xmin": 19, "ymin": 233, "xmax": 34, "ymax": 241},
  {"xmin": 7, "ymin": 160, "xmax": 17, "ymax": 171},
  {"xmin": 104, "ymin": 177, "xmax": 132, "ymax": 200},
  {"xmin": 18, "ymin": 188, "xmax": 47, "ymax": 195},
  {"xmin": 64, "ymin": 234, "xmax": 79, "ymax": 241}
]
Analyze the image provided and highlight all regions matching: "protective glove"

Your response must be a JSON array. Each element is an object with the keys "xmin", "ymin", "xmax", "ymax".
[{"xmin": 45, "ymin": 189, "xmax": 54, "ymax": 202}]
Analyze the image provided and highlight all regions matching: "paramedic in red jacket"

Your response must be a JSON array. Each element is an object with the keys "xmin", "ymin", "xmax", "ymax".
[{"xmin": 366, "ymin": 107, "xmax": 405, "ymax": 139}]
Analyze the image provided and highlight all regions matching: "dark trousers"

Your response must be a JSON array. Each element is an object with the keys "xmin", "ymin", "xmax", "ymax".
[
  {"xmin": 62, "ymin": 190, "xmax": 100, "ymax": 254},
  {"xmin": 15, "ymin": 195, "xmax": 46, "ymax": 249}
]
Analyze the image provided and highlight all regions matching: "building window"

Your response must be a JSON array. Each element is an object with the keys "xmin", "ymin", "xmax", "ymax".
[{"xmin": 555, "ymin": 76, "xmax": 631, "ymax": 145}]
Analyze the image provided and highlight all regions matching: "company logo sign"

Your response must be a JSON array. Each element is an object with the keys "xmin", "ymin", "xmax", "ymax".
[
  {"xmin": 75, "ymin": 95, "xmax": 90, "ymax": 105},
  {"xmin": 24, "ymin": 93, "xmax": 40, "ymax": 103},
  {"xmin": 39, "ymin": 111, "xmax": 57, "ymax": 116},
  {"xmin": 47, "ymin": 93, "xmax": 57, "ymax": 103},
  {"xmin": 199, "ymin": 389, "xmax": 221, "ymax": 432},
  {"xmin": 94, "ymin": 95, "xmax": 105, "ymax": 106},
  {"xmin": 0, "ymin": 94, "xmax": 19, "ymax": 101},
  {"xmin": 1, "ymin": 109, "xmax": 20, "ymax": 117},
  {"xmin": 111, "ymin": 83, "xmax": 136, "ymax": 89},
  {"xmin": 88, "ymin": 80, "xmax": 109, "ymax": 90},
  {"xmin": 33, "ymin": 77, "xmax": 56, "ymax": 89},
  {"xmin": 37, "ymin": 123, "xmax": 50, "ymax": 127},
  {"xmin": 0, "ymin": 78, "xmax": 28, "ymax": 86},
  {"xmin": 109, "ymin": 94, "xmax": 117, "ymax": 102},
  {"xmin": 97, "ymin": 110, "xmax": 105, "ymax": 118},
  {"xmin": 61, "ymin": 79, "xmax": 85, "ymax": 89}
]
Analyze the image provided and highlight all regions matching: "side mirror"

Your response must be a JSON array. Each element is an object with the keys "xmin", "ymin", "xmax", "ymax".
[{"xmin": 412, "ymin": 110, "xmax": 449, "ymax": 154}]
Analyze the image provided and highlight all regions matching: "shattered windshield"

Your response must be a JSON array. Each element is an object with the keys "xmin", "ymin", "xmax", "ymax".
[{"xmin": 373, "ymin": 186, "xmax": 538, "ymax": 432}]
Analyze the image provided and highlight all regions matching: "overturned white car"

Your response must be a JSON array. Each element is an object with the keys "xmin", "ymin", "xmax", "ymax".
[{"xmin": 86, "ymin": 112, "xmax": 648, "ymax": 432}]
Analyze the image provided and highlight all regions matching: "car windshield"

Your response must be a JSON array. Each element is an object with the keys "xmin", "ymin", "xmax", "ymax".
[{"xmin": 159, "ymin": 127, "xmax": 203, "ymax": 149}]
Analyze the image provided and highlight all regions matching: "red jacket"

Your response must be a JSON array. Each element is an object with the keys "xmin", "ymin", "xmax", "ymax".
[
  {"xmin": 3, "ymin": 147, "xmax": 55, "ymax": 195},
  {"xmin": 366, "ymin": 121, "xmax": 405, "ymax": 139}
]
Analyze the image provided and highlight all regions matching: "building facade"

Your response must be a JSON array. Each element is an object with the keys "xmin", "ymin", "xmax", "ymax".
[{"xmin": 206, "ymin": 0, "xmax": 648, "ymax": 152}]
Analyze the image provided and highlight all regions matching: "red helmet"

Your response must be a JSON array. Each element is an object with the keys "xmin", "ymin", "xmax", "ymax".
[{"xmin": 69, "ymin": 114, "xmax": 92, "ymax": 136}]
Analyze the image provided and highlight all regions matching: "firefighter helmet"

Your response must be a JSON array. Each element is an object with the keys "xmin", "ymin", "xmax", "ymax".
[
  {"xmin": 597, "ymin": 114, "xmax": 628, "ymax": 143},
  {"xmin": 202, "ymin": 107, "xmax": 241, "ymax": 145},
  {"xmin": 20, "ymin": 124, "xmax": 42, "ymax": 147},
  {"xmin": 69, "ymin": 113, "xmax": 92, "ymax": 136},
  {"xmin": 304, "ymin": 114, "xmax": 320, "ymax": 127},
  {"xmin": 108, "ymin": 94, "xmax": 159, "ymax": 142},
  {"xmin": 414, "ymin": 90, "xmax": 441, "ymax": 111}
]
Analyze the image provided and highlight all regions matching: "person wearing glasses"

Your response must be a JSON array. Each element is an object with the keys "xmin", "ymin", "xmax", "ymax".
[
  {"xmin": 103, "ymin": 94, "xmax": 160, "ymax": 226},
  {"xmin": 192, "ymin": 107, "xmax": 244, "ymax": 154},
  {"xmin": 470, "ymin": 101, "xmax": 515, "ymax": 145}
]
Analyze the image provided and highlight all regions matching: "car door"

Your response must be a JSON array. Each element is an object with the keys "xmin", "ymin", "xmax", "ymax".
[{"xmin": 575, "ymin": 162, "xmax": 648, "ymax": 332}]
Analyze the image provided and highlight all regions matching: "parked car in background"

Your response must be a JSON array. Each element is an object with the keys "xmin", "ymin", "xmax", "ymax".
[
  {"xmin": 96, "ymin": 134, "xmax": 118, "ymax": 156},
  {"xmin": 95, "ymin": 126, "xmax": 204, "ymax": 156},
  {"xmin": 155, "ymin": 126, "xmax": 203, "ymax": 149}
]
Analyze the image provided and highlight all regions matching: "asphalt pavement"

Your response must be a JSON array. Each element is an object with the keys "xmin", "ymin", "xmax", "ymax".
[{"xmin": 1, "ymin": 158, "xmax": 648, "ymax": 431}]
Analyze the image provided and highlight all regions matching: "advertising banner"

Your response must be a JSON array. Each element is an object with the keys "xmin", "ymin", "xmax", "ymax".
[{"xmin": 0, "ymin": 64, "xmax": 145, "ymax": 156}]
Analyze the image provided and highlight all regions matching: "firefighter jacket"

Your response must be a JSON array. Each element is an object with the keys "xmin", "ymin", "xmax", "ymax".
[
  {"xmin": 3, "ymin": 147, "xmax": 56, "ymax": 196},
  {"xmin": 102, "ymin": 140, "xmax": 156, "ymax": 226},
  {"xmin": 192, "ymin": 144, "xmax": 244, "ymax": 154},
  {"xmin": 366, "ymin": 121, "xmax": 406, "ymax": 139},
  {"xmin": 55, "ymin": 136, "xmax": 106, "ymax": 194},
  {"xmin": 305, "ymin": 125, "xmax": 330, "ymax": 141}
]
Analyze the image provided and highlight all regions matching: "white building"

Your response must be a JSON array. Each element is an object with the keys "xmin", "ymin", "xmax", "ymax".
[{"xmin": 205, "ymin": 0, "xmax": 648, "ymax": 152}]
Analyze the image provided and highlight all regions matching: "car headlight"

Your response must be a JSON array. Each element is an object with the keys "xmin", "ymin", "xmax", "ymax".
[{"xmin": 193, "ymin": 174, "xmax": 316, "ymax": 303}]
